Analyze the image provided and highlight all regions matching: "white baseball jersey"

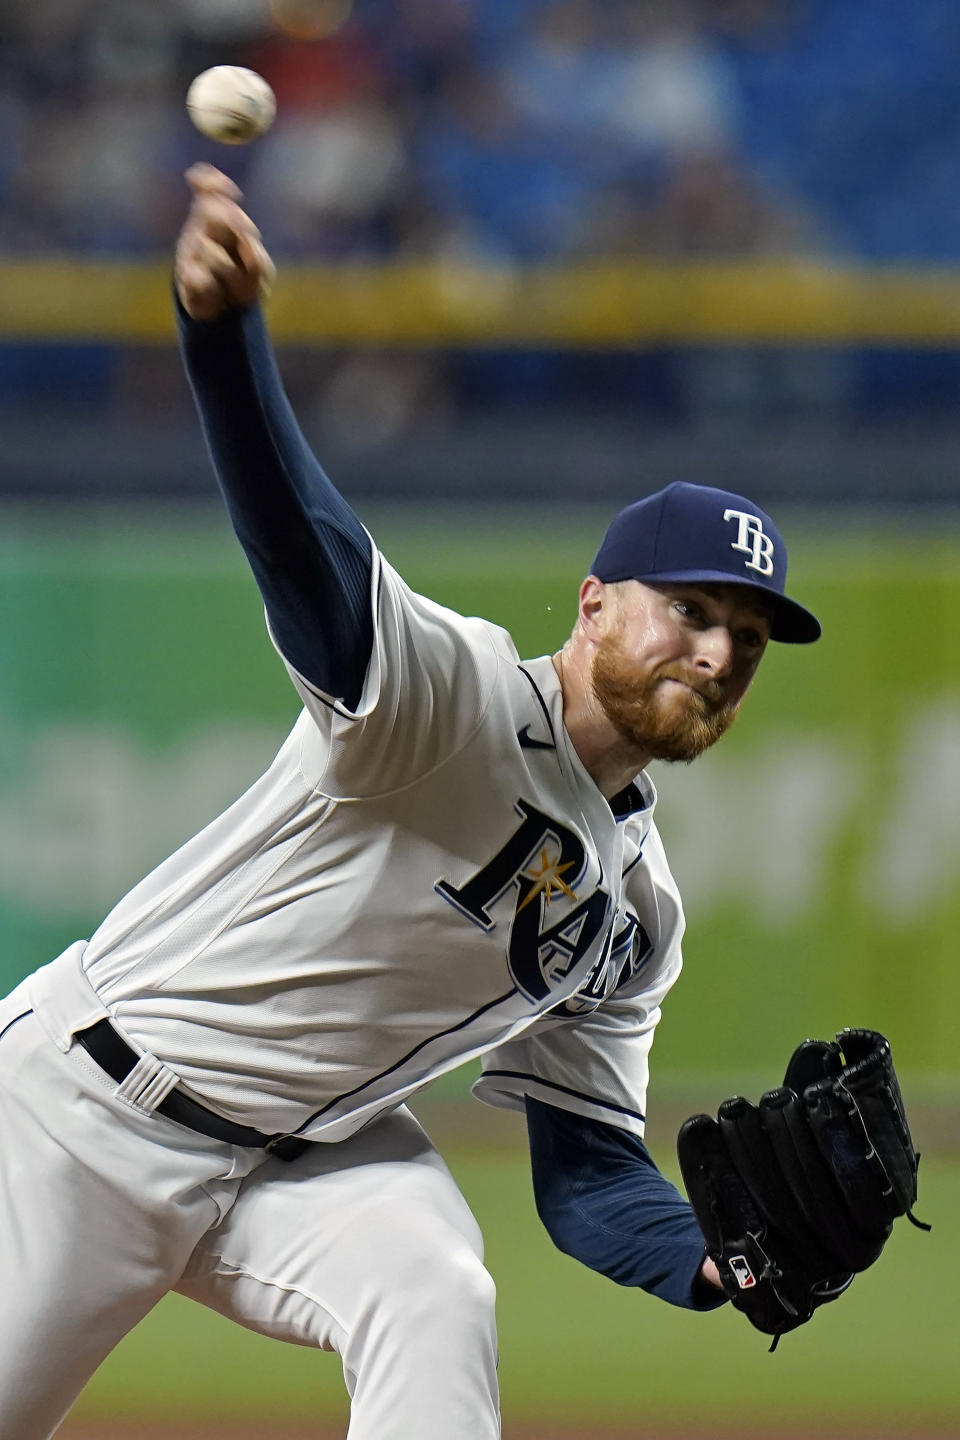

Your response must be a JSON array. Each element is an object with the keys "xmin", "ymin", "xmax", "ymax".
[{"xmin": 30, "ymin": 544, "xmax": 685, "ymax": 1144}]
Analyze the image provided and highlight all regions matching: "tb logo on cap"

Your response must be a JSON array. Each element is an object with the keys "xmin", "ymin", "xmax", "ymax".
[{"xmin": 723, "ymin": 508, "xmax": 775, "ymax": 577}]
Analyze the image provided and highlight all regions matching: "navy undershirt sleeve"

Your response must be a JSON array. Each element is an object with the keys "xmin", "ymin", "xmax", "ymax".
[
  {"xmin": 178, "ymin": 300, "xmax": 373, "ymax": 708},
  {"xmin": 525, "ymin": 1097, "xmax": 727, "ymax": 1311}
]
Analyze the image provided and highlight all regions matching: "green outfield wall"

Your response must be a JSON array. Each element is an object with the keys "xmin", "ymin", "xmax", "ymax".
[{"xmin": 2, "ymin": 504, "xmax": 960, "ymax": 1088}]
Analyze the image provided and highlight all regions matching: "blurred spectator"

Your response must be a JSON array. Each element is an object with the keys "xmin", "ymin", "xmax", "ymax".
[
  {"xmin": 244, "ymin": 20, "xmax": 385, "ymax": 110},
  {"xmin": 635, "ymin": 150, "xmax": 820, "ymax": 257},
  {"xmin": 503, "ymin": 0, "xmax": 614, "ymax": 154},
  {"xmin": 413, "ymin": 60, "xmax": 589, "ymax": 261},
  {"xmin": 372, "ymin": 0, "xmax": 480, "ymax": 99},
  {"xmin": 605, "ymin": 1, "xmax": 741, "ymax": 163},
  {"xmin": 244, "ymin": 96, "xmax": 408, "ymax": 256},
  {"xmin": 11, "ymin": 97, "xmax": 179, "ymax": 251},
  {"xmin": 235, "ymin": 22, "xmax": 409, "ymax": 256}
]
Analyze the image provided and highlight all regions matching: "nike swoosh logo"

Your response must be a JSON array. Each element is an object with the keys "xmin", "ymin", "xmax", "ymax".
[{"xmin": 517, "ymin": 725, "xmax": 555, "ymax": 752}]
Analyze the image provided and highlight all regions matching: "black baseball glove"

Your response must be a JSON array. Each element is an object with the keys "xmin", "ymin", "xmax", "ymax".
[{"xmin": 677, "ymin": 1028, "xmax": 929, "ymax": 1347}]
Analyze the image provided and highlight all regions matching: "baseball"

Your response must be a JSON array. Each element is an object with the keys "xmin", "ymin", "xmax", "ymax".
[{"xmin": 186, "ymin": 66, "xmax": 276, "ymax": 145}]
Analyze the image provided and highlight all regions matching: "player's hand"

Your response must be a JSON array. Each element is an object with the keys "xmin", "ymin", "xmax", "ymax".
[{"xmin": 175, "ymin": 163, "xmax": 276, "ymax": 321}]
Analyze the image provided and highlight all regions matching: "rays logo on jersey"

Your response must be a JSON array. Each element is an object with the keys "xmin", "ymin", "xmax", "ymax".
[
  {"xmin": 436, "ymin": 799, "xmax": 651, "ymax": 1006},
  {"xmin": 548, "ymin": 909, "xmax": 653, "ymax": 1019}
]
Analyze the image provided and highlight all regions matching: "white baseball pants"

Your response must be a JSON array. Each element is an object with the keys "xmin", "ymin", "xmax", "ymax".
[{"xmin": 0, "ymin": 980, "xmax": 500, "ymax": 1440}]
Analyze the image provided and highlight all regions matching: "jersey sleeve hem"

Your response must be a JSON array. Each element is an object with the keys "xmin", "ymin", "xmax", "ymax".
[
  {"xmin": 268, "ymin": 536, "xmax": 385, "ymax": 722},
  {"xmin": 472, "ymin": 1067, "xmax": 647, "ymax": 1140}
]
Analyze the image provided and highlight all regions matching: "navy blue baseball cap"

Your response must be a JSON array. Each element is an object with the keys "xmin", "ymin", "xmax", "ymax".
[{"xmin": 591, "ymin": 482, "xmax": 820, "ymax": 644}]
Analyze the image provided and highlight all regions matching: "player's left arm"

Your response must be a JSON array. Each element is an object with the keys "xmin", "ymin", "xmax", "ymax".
[
  {"xmin": 477, "ymin": 965, "xmax": 726, "ymax": 1308},
  {"xmin": 525, "ymin": 1097, "xmax": 725, "ymax": 1310}
]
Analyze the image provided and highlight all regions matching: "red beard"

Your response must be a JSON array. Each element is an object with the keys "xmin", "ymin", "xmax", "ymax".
[{"xmin": 591, "ymin": 641, "xmax": 740, "ymax": 764}]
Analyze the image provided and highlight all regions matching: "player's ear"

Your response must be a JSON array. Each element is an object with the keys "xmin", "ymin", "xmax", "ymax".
[{"xmin": 578, "ymin": 575, "xmax": 615, "ymax": 640}]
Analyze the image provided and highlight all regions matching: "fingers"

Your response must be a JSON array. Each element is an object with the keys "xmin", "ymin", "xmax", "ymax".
[
  {"xmin": 175, "ymin": 253, "xmax": 229, "ymax": 321},
  {"xmin": 195, "ymin": 234, "xmax": 239, "ymax": 287},
  {"xmin": 184, "ymin": 164, "xmax": 259, "ymax": 256},
  {"xmin": 191, "ymin": 191, "xmax": 261, "ymax": 256},
  {"xmin": 176, "ymin": 229, "xmax": 266, "ymax": 316},
  {"xmin": 237, "ymin": 229, "xmax": 276, "ymax": 300},
  {"xmin": 184, "ymin": 162, "xmax": 242, "ymax": 202},
  {"xmin": 175, "ymin": 164, "xmax": 275, "ymax": 319}
]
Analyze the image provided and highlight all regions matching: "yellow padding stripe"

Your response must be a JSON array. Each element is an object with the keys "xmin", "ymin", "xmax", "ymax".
[{"xmin": 3, "ymin": 258, "xmax": 960, "ymax": 345}]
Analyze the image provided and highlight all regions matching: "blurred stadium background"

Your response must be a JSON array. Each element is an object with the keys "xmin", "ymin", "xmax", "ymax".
[{"xmin": 1, "ymin": 0, "xmax": 958, "ymax": 1435}]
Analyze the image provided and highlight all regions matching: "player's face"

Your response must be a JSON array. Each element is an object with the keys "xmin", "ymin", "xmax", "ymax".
[{"xmin": 590, "ymin": 580, "xmax": 771, "ymax": 763}]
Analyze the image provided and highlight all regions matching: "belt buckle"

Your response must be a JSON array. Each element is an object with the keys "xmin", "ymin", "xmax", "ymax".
[{"xmin": 265, "ymin": 1134, "xmax": 309, "ymax": 1162}]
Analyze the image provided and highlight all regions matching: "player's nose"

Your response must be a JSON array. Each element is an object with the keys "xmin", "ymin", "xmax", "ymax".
[{"xmin": 693, "ymin": 626, "xmax": 735, "ymax": 678}]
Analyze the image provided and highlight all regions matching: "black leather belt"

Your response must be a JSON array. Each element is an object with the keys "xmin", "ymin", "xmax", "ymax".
[{"xmin": 75, "ymin": 1018, "xmax": 308, "ymax": 1161}]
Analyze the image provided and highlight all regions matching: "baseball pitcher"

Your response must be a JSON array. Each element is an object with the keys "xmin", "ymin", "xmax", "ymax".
[{"xmin": 0, "ymin": 167, "xmax": 923, "ymax": 1439}]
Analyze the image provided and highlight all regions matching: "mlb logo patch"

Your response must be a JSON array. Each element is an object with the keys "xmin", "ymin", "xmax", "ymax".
[{"xmin": 729, "ymin": 1254, "xmax": 757, "ymax": 1290}]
